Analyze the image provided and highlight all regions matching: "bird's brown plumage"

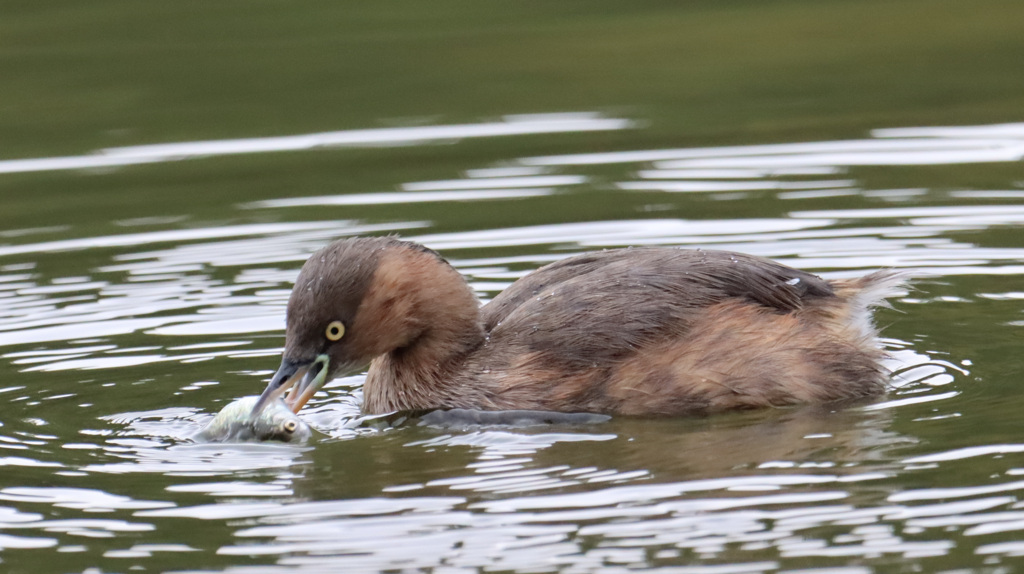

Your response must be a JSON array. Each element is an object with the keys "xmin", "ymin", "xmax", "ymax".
[{"xmin": 272, "ymin": 236, "xmax": 903, "ymax": 416}]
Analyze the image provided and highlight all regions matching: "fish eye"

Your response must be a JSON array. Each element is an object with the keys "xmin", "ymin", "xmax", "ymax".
[
  {"xmin": 283, "ymin": 420, "xmax": 298, "ymax": 433},
  {"xmin": 325, "ymin": 320, "xmax": 345, "ymax": 341}
]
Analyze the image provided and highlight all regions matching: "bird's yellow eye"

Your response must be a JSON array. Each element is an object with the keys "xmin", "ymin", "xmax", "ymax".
[
  {"xmin": 283, "ymin": 420, "xmax": 297, "ymax": 433},
  {"xmin": 325, "ymin": 320, "xmax": 345, "ymax": 341}
]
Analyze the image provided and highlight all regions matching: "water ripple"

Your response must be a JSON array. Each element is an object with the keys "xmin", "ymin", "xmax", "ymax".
[
  {"xmin": 0, "ymin": 114, "xmax": 632, "ymax": 175},
  {"xmin": 1, "ymin": 118, "xmax": 1020, "ymax": 572}
]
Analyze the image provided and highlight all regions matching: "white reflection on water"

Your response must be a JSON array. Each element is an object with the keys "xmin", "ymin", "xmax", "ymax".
[
  {"xmin": 81, "ymin": 443, "xmax": 312, "ymax": 476},
  {"xmin": 4, "ymin": 119, "xmax": 1024, "ymax": 572},
  {"xmin": 417, "ymin": 216, "xmax": 1024, "ymax": 280},
  {"xmin": 145, "ymin": 466, "xmax": 978, "ymax": 571},
  {"xmin": 246, "ymin": 188, "xmax": 555, "ymax": 208},
  {"xmin": 0, "ymin": 113, "xmax": 632, "ymax": 175},
  {"xmin": 904, "ymin": 444, "xmax": 1024, "ymax": 463},
  {"xmin": 0, "ymin": 488, "xmax": 162, "ymax": 550},
  {"xmin": 521, "ymin": 123, "xmax": 1024, "ymax": 166},
  {"xmin": 0, "ymin": 487, "xmax": 170, "ymax": 511},
  {"xmin": 619, "ymin": 179, "xmax": 857, "ymax": 193},
  {"xmin": 511, "ymin": 122, "xmax": 1024, "ymax": 221},
  {"xmin": 403, "ymin": 175, "xmax": 587, "ymax": 191},
  {"xmin": 245, "ymin": 175, "xmax": 588, "ymax": 210}
]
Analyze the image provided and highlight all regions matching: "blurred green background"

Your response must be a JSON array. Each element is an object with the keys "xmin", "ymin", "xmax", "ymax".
[{"xmin": 5, "ymin": 0, "xmax": 1024, "ymax": 157}]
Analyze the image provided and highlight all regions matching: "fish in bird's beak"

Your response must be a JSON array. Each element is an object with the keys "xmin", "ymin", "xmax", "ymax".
[
  {"xmin": 192, "ymin": 396, "xmax": 312, "ymax": 443},
  {"xmin": 251, "ymin": 354, "xmax": 330, "ymax": 417}
]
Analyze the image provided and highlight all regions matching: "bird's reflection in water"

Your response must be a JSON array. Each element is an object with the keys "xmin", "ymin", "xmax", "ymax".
[{"xmin": 281, "ymin": 397, "xmax": 911, "ymax": 505}]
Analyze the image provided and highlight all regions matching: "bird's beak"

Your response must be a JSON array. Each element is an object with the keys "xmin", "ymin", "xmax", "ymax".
[{"xmin": 251, "ymin": 354, "xmax": 330, "ymax": 416}]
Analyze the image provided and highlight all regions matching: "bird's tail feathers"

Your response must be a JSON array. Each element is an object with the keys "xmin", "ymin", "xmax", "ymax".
[{"xmin": 831, "ymin": 270, "xmax": 909, "ymax": 341}]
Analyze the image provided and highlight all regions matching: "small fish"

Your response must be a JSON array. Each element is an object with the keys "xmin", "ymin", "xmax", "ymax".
[{"xmin": 192, "ymin": 396, "xmax": 312, "ymax": 443}]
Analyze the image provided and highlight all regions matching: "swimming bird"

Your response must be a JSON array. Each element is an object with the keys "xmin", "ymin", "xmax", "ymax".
[{"xmin": 253, "ymin": 236, "xmax": 903, "ymax": 418}]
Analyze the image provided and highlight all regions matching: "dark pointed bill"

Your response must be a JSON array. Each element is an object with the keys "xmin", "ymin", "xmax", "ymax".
[
  {"xmin": 251, "ymin": 357, "xmax": 308, "ymax": 417},
  {"xmin": 250, "ymin": 355, "xmax": 330, "ymax": 417},
  {"xmin": 285, "ymin": 355, "xmax": 328, "ymax": 413}
]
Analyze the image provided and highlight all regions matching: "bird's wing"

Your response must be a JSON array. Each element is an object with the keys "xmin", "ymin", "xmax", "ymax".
[{"xmin": 478, "ymin": 248, "xmax": 834, "ymax": 369}]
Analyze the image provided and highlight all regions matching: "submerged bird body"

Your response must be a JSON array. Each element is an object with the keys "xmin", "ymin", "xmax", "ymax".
[{"xmin": 258, "ymin": 237, "xmax": 903, "ymax": 417}]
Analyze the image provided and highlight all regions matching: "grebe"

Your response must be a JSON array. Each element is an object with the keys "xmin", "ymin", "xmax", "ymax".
[{"xmin": 253, "ymin": 236, "xmax": 902, "ymax": 417}]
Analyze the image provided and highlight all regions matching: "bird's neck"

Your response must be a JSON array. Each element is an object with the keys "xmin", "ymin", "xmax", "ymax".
[{"xmin": 360, "ymin": 255, "xmax": 485, "ymax": 414}]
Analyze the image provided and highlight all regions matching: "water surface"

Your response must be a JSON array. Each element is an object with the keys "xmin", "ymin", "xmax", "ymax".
[{"xmin": 4, "ymin": 3, "xmax": 1024, "ymax": 573}]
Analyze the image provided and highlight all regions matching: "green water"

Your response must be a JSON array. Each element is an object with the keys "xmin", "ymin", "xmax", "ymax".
[{"xmin": 2, "ymin": 2, "xmax": 1024, "ymax": 572}]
